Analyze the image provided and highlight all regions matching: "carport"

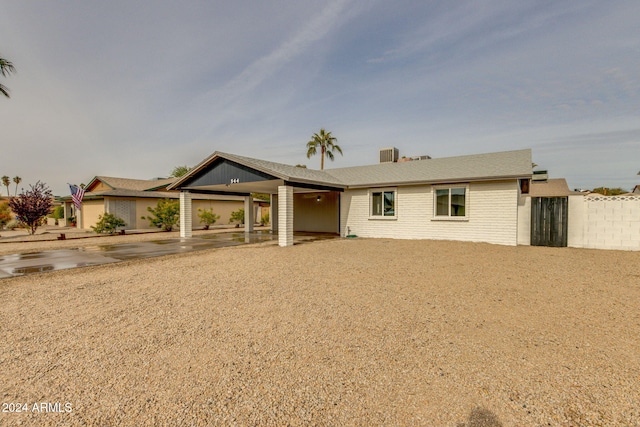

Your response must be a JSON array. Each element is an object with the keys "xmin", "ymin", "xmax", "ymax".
[{"xmin": 167, "ymin": 152, "xmax": 345, "ymax": 246}]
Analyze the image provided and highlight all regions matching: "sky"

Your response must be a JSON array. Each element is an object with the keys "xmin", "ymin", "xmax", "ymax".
[{"xmin": 1, "ymin": 0, "xmax": 639, "ymax": 196}]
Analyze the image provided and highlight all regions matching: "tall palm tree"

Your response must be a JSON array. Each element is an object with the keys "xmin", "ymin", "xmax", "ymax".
[
  {"xmin": 0, "ymin": 56, "xmax": 16, "ymax": 98},
  {"xmin": 13, "ymin": 176, "xmax": 21, "ymax": 196},
  {"xmin": 1, "ymin": 176, "xmax": 10, "ymax": 197},
  {"xmin": 306, "ymin": 128, "xmax": 343, "ymax": 170}
]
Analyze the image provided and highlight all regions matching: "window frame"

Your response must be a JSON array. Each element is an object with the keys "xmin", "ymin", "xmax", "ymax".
[
  {"xmin": 369, "ymin": 188, "xmax": 397, "ymax": 220},
  {"xmin": 432, "ymin": 184, "xmax": 469, "ymax": 220}
]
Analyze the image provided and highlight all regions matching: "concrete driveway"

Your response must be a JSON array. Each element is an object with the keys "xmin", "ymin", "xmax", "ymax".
[{"xmin": 0, "ymin": 231, "xmax": 337, "ymax": 278}]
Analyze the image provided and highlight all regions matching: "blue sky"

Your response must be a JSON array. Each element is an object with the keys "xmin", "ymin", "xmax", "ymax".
[{"xmin": 1, "ymin": 0, "xmax": 639, "ymax": 196}]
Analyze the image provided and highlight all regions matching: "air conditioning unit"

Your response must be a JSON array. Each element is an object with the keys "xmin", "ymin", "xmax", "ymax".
[
  {"xmin": 532, "ymin": 170, "xmax": 548, "ymax": 181},
  {"xmin": 380, "ymin": 147, "xmax": 399, "ymax": 163}
]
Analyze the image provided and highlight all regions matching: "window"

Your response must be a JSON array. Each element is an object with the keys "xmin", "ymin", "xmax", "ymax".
[
  {"xmin": 435, "ymin": 186, "xmax": 467, "ymax": 218},
  {"xmin": 370, "ymin": 189, "xmax": 396, "ymax": 218}
]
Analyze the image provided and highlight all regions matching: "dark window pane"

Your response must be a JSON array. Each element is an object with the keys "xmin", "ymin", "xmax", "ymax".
[
  {"xmin": 372, "ymin": 192, "xmax": 382, "ymax": 216},
  {"xmin": 436, "ymin": 189, "xmax": 449, "ymax": 216},
  {"xmin": 384, "ymin": 191, "xmax": 395, "ymax": 216},
  {"xmin": 451, "ymin": 188, "xmax": 465, "ymax": 216}
]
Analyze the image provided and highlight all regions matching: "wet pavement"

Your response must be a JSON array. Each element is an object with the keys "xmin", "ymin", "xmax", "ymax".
[{"xmin": 0, "ymin": 231, "xmax": 336, "ymax": 279}]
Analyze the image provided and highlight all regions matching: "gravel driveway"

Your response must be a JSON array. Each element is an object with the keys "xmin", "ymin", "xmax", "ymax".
[{"xmin": 1, "ymin": 237, "xmax": 639, "ymax": 426}]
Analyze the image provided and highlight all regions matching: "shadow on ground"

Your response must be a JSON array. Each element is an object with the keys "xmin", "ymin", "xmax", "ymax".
[{"xmin": 457, "ymin": 407, "xmax": 503, "ymax": 427}]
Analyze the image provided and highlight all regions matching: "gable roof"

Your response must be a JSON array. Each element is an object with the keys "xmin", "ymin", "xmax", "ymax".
[
  {"xmin": 85, "ymin": 176, "xmax": 177, "ymax": 192},
  {"xmin": 168, "ymin": 151, "xmax": 346, "ymax": 190},
  {"xmin": 170, "ymin": 149, "xmax": 532, "ymax": 191}
]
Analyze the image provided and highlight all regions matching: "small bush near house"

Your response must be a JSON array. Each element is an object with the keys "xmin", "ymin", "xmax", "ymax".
[
  {"xmin": 260, "ymin": 212, "xmax": 269, "ymax": 226},
  {"xmin": 0, "ymin": 202, "xmax": 12, "ymax": 229},
  {"xmin": 141, "ymin": 199, "xmax": 180, "ymax": 231},
  {"xmin": 198, "ymin": 208, "xmax": 220, "ymax": 230},
  {"xmin": 52, "ymin": 205, "xmax": 64, "ymax": 220},
  {"xmin": 5, "ymin": 219, "xmax": 19, "ymax": 230},
  {"xmin": 91, "ymin": 213, "xmax": 126, "ymax": 234},
  {"xmin": 229, "ymin": 208, "xmax": 245, "ymax": 227}
]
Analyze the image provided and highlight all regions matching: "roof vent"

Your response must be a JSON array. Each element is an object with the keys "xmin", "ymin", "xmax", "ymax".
[{"xmin": 380, "ymin": 147, "xmax": 399, "ymax": 163}]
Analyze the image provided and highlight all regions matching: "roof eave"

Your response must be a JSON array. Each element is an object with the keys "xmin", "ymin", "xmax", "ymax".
[{"xmin": 345, "ymin": 174, "xmax": 532, "ymax": 189}]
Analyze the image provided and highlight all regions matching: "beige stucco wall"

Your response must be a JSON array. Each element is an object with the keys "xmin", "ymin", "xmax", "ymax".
[
  {"xmin": 192, "ymin": 199, "xmax": 249, "ymax": 227},
  {"xmin": 80, "ymin": 200, "xmax": 106, "ymax": 230},
  {"xmin": 90, "ymin": 182, "xmax": 111, "ymax": 192},
  {"xmin": 293, "ymin": 192, "xmax": 339, "ymax": 233},
  {"xmin": 80, "ymin": 196, "xmax": 262, "ymax": 231}
]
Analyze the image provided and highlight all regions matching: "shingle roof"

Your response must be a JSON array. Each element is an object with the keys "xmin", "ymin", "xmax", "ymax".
[
  {"xmin": 89, "ymin": 176, "xmax": 177, "ymax": 192},
  {"xmin": 324, "ymin": 149, "xmax": 533, "ymax": 187},
  {"xmin": 170, "ymin": 149, "xmax": 532, "ymax": 190},
  {"xmin": 169, "ymin": 151, "xmax": 346, "ymax": 190},
  {"xmin": 529, "ymin": 178, "xmax": 582, "ymax": 197}
]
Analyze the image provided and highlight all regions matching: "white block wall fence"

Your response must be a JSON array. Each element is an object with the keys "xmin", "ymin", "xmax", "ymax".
[{"xmin": 568, "ymin": 194, "xmax": 640, "ymax": 251}]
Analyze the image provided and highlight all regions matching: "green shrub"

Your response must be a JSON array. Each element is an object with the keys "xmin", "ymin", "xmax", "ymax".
[
  {"xmin": 260, "ymin": 212, "xmax": 269, "ymax": 226},
  {"xmin": 91, "ymin": 213, "xmax": 126, "ymax": 234},
  {"xmin": 229, "ymin": 208, "xmax": 245, "ymax": 226},
  {"xmin": 141, "ymin": 199, "xmax": 180, "ymax": 231},
  {"xmin": 5, "ymin": 220, "xmax": 20, "ymax": 230},
  {"xmin": 198, "ymin": 208, "xmax": 220, "ymax": 230},
  {"xmin": 53, "ymin": 205, "xmax": 64, "ymax": 220},
  {"xmin": 0, "ymin": 202, "xmax": 12, "ymax": 229}
]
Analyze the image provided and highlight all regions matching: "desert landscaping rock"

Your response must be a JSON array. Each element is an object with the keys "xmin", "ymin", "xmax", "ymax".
[{"xmin": 1, "ymin": 236, "xmax": 639, "ymax": 426}]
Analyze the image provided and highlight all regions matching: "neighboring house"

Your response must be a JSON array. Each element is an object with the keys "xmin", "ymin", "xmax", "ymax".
[
  {"xmin": 633, "ymin": 185, "xmax": 640, "ymax": 194},
  {"xmin": 169, "ymin": 149, "xmax": 533, "ymax": 247},
  {"xmin": 61, "ymin": 176, "xmax": 265, "ymax": 230}
]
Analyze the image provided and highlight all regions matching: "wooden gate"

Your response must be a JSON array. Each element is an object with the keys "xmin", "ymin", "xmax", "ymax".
[{"xmin": 531, "ymin": 197, "xmax": 568, "ymax": 247}]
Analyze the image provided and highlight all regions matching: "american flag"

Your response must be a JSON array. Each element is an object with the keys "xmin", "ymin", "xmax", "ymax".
[{"xmin": 69, "ymin": 184, "xmax": 85, "ymax": 210}]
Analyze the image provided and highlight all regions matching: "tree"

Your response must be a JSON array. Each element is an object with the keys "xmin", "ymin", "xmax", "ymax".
[
  {"xmin": 1, "ymin": 176, "xmax": 10, "ymax": 197},
  {"xmin": 12, "ymin": 176, "xmax": 21, "ymax": 196},
  {"xmin": 306, "ymin": 128, "xmax": 342, "ymax": 170},
  {"xmin": 170, "ymin": 165, "xmax": 192, "ymax": 178},
  {"xmin": 0, "ymin": 56, "xmax": 16, "ymax": 98},
  {"xmin": 91, "ymin": 213, "xmax": 126, "ymax": 234},
  {"xmin": 197, "ymin": 208, "xmax": 220, "ymax": 230},
  {"xmin": 591, "ymin": 187, "xmax": 627, "ymax": 196},
  {"xmin": 8, "ymin": 181, "xmax": 53, "ymax": 235},
  {"xmin": 141, "ymin": 198, "xmax": 180, "ymax": 231}
]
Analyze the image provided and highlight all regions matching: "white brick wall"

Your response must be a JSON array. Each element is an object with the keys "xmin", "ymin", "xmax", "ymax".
[
  {"xmin": 341, "ymin": 180, "xmax": 519, "ymax": 246},
  {"xmin": 179, "ymin": 191, "xmax": 192, "ymax": 238}
]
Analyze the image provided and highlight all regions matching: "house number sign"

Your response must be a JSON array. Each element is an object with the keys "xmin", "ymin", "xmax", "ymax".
[{"xmin": 230, "ymin": 178, "xmax": 240, "ymax": 184}]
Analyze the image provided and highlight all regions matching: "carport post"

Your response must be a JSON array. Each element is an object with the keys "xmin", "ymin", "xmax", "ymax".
[
  {"xmin": 244, "ymin": 196, "xmax": 254, "ymax": 232},
  {"xmin": 179, "ymin": 191, "xmax": 192, "ymax": 238},
  {"xmin": 278, "ymin": 185, "xmax": 293, "ymax": 247}
]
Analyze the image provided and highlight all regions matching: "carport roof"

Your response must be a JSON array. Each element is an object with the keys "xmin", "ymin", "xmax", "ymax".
[
  {"xmin": 169, "ymin": 149, "xmax": 533, "ymax": 191},
  {"xmin": 168, "ymin": 151, "xmax": 346, "ymax": 190}
]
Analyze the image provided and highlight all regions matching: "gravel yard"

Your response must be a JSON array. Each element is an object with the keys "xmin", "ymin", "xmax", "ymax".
[{"xmin": 1, "ymin": 237, "xmax": 639, "ymax": 426}]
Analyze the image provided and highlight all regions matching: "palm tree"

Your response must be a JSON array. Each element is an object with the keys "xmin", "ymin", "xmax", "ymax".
[
  {"xmin": 0, "ymin": 56, "xmax": 16, "ymax": 98},
  {"xmin": 306, "ymin": 128, "xmax": 343, "ymax": 170},
  {"xmin": 13, "ymin": 176, "xmax": 21, "ymax": 196},
  {"xmin": 2, "ymin": 176, "xmax": 10, "ymax": 197}
]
